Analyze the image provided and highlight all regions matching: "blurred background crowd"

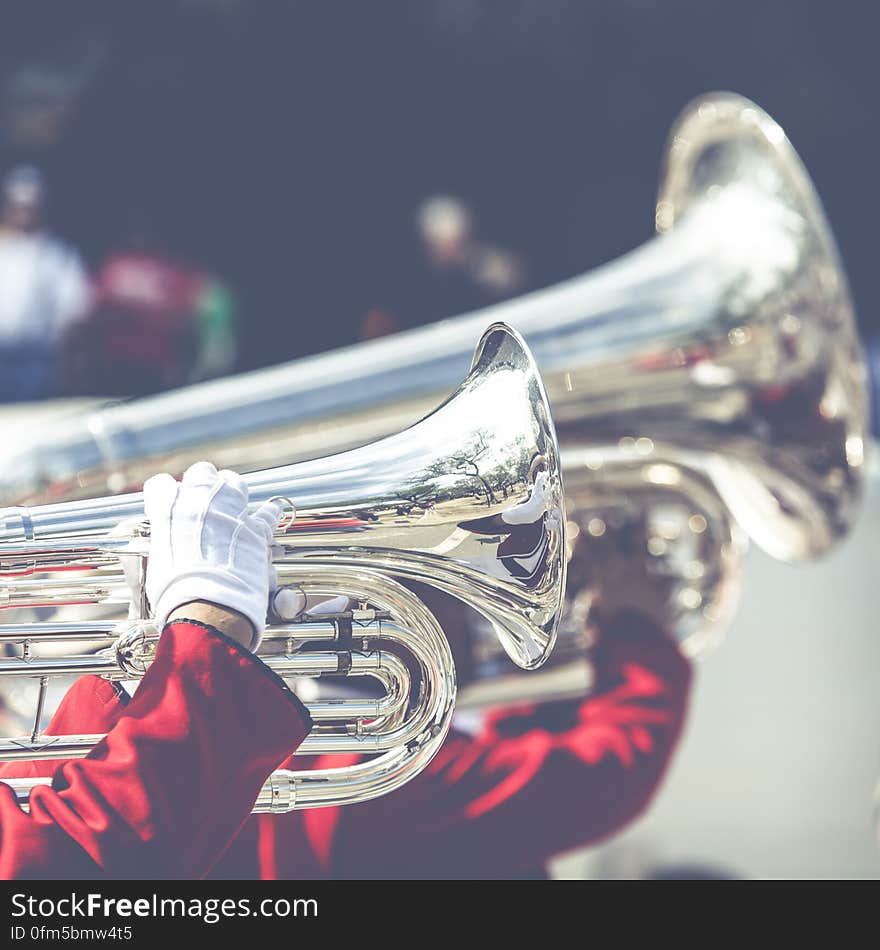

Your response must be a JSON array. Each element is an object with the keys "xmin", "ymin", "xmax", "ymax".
[{"xmin": 0, "ymin": 1, "xmax": 877, "ymax": 402}]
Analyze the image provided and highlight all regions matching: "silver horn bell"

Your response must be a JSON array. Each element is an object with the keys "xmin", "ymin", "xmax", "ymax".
[
  {"xmin": 0, "ymin": 322, "xmax": 567, "ymax": 671},
  {"xmin": 0, "ymin": 93, "xmax": 867, "ymax": 711},
  {"xmin": 0, "ymin": 323, "xmax": 566, "ymax": 812},
  {"xmin": 2, "ymin": 95, "xmax": 865, "ymax": 577}
]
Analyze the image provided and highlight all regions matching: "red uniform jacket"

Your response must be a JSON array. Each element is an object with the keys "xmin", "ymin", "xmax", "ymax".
[
  {"xmin": 0, "ymin": 621, "xmax": 312, "ymax": 879},
  {"xmin": 0, "ymin": 613, "xmax": 690, "ymax": 879}
]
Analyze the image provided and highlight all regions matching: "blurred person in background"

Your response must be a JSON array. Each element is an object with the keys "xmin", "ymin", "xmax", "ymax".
[
  {"xmin": 64, "ymin": 230, "xmax": 237, "ymax": 397},
  {"xmin": 416, "ymin": 194, "xmax": 524, "ymax": 304},
  {"xmin": 359, "ymin": 195, "xmax": 526, "ymax": 342},
  {"xmin": 0, "ymin": 165, "xmax": 89, "ymax": 402}
]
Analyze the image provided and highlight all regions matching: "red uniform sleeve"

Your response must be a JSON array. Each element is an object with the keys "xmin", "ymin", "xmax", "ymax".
[
  {"xmin": 0, "ymin": 620, "xmax": 312, "ymax": 880},
  {"xmin": 333, "ymin": 612, "xmax": 691, "ymax": 878}
]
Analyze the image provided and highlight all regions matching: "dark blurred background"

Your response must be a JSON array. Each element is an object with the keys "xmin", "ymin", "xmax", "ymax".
[{"xmin": 1, "ymin": 0, "xmax": 876, "ymax": 377}]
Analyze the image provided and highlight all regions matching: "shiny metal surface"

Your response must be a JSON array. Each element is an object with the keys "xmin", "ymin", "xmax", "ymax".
[
  {"xmin": 300, "ymin": 449, "xmax": 745, "ymax": 716},
  {"xmin": 5, "ymin": 567, "xmax": 457, "ymax": 812},
  {"xmin": 1, "ymin": 94, "xmax": 865, "ymax": 570},
  {"xmin": 0, "ymin": 94, "xmax": 867, "ymax": 719},
  {"xmin": 563, "ymin": 447, "xmax": 745, "ymax": 651},
  {"xmin": 0, "ymin": 324, "xmax": 567, "ymax": 810},
  {"xmin": 0, "ymin": 323, "xmax": 566, "ymax": 669},
  {"xmin": 456, "ymin": 450, "xmax": 746, "ymax": 709},
  {"xmin": 286, "ymin": 447, "xmax": 746, "ymax": 714}
]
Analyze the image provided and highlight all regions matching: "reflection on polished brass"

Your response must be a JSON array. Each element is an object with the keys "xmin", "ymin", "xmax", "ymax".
[
  {"xmin": 0, "ymin": 93, "xmax": 865, "ymax": 663},
  {"xmin": 0, "ymin": 94, "xmax": 868, "ymax": 702},
  {"xmin": 0, "ymin": 324, "xmax": 567, "ymax": 811},
  {"xmin": 296, "ymin": 457, "xmax": 744, "ymax": 715},
  {"xmin": 456, "ymin": 454, "xmax": 744, "ymax": 709},
  {"xmin": 4, "ymin": 95, "xmax": 865, "ymax": 558},
  {"xmin": 563, "ymin": 448, "xmax": 743, "ymax": 650}
]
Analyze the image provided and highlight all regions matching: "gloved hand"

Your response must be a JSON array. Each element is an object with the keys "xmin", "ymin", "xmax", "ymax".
[{"xmin": 143, "ymin": 461, "xmax": 283, "ymax": 650}]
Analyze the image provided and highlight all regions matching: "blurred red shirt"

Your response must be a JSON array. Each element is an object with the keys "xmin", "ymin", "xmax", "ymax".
[{"xmin": 0, "ymin": 613, "xmax": 690, "ymax": 879}]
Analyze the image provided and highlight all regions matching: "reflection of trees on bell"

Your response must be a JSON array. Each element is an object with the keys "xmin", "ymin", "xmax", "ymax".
[
  {"xmin": 484, "ymin": 433, "xmax": 533, "ymax": 504},
  {"xmin": 398, "ymin": 460, "xmax": 480, "ymax": 509},
  {"xmin": 394, "ymin": 498, "xmax": 434, "ymax": 516},
  {"xmin": 399, "ymin": 433, "xmax": 491, "ymax": 506},
  {"xmin": 397, "ymin": 430, "xmax": 533, "ymax": 510},
  {"xmin": 451, "ymin": 430, "xmax": 496, "ymax": 505}
]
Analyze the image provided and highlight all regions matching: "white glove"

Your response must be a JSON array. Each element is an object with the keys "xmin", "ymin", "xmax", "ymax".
[{"xmin": 143, "ymin": 461, "xmax": 283, "ymax": 649}]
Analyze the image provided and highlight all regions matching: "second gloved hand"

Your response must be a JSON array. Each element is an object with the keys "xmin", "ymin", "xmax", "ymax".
[{"xmin": 144, "ymin": 461, "xmax": 283, "ymax": 650}]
